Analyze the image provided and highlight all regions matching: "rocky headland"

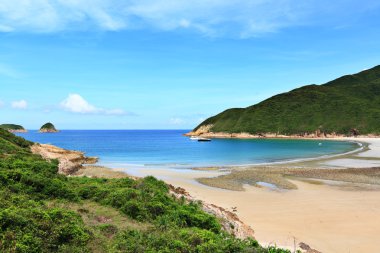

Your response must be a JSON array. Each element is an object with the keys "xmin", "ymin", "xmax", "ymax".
[
  {"xmin": 31, "ymin": 143, "xmax": 98, "ymax": 174},
  {"xmin": 0, "ymin": 124, "xmax": 27, "ymax": 133}
]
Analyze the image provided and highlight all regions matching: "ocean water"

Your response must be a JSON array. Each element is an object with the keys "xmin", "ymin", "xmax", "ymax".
[{"xmin": 17, "ymin": 130, "xmax": 359, "ymax": 168}]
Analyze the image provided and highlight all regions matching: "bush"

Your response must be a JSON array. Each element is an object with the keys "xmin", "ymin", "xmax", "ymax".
[{"xmin": 0, "ymin": 130, "xmax": 290, "ymax": 253}]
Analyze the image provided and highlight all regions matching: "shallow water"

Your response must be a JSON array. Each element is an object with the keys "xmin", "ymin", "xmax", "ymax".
[{"xmin": 17, "ymin": 130, "xmax": 359, "ymax": 169}]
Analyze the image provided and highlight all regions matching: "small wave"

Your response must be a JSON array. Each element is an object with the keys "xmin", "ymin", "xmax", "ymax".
[
  {"xmin": 144, "ymin": 163, "xmax": 191, "ymax": 167},
  {"xmin": 213, "ymin": 140, "xmax": 365, "ymax": 168}
]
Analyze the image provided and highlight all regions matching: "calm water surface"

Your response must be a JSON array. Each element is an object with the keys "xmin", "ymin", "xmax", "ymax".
[{"xmin": 17, "ymin": 130, "xmax": 359, "ymax": 168}]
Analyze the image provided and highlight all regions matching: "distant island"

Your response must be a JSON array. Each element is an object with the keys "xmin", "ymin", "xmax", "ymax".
[
  {"xmin": 0, "ymin": 124, "xmax": 27, "ymax": 133},
  {"xmin": 39, "ymin": 122, "xmax": 59, "ymax": 133},
  {"xmin": 188, "ymin": 65, "xmax": 380, "ymax": 138}
]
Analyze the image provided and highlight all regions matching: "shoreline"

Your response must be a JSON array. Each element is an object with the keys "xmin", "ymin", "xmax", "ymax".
[
  {"xmin": 195, "ymin": 139, "xmax": 366, "ymax": 169},
  {"xmin": 79, "ymin": 136, "xmax": 380, "ymax": 252},
  {"xmin": 185, "ymin": 125, "xmax": 380, "ymax": 140},
  {"xmin": 35, "ymin": 136, "xmax": 380, "ymax": 252},
  {"xmin": 96, "ymin": 138, "xmax": 366, "ymax": 171}
]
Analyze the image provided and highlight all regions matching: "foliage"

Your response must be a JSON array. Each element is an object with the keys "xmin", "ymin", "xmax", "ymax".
[
  {"xmin": 0, "ymin": 128, "xmax": 32, "ymax": 151},
  {"xmin": 195, "ymin": 65, "xmax": 380, "ymax": 135},
  {"xmin": 40, "ymin": 122, "xmax": 57, "ymax": 131},
  {"xmin": 0, "ymin": 124, "xmax": 25, "ymax": 131},
  {"xmin": 0, "ymin": 131, "xmax": 291, "ymax": 253},
  {"xmin": 0, "ymin": 190, "xmax": 89, "ymax": 253}
]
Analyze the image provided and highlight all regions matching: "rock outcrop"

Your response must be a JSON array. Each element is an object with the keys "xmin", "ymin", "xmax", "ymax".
[
  {"xmin": 8, "ymin": 129, "xmax": 28, "ymax": 133},
  {"xmin": 39, "ymin": 122, "xmax": 59, "ymax": 133},
  {"xmin": 185, "ymin": 124, "xmax": 368, "ymax": 139},
  {"xmin": 185, "ymin": 124, "xmax": 214, "ymax": 136},
  {"xmin": 168, "ymin": 184, "xmax": 255, "ymax": 239},
  {"xmin": 31, "ymin": 143, "xmax": 98, "ymax": 175}
]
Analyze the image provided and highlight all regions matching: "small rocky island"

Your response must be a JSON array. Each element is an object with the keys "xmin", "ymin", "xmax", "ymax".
[
  {"xmin": 0, "ymin": 124, "xmax": 27, "ymax": 133},
  {"xmin": 39, "ymin": 122, "xmax": 59, "ymax": 133}
]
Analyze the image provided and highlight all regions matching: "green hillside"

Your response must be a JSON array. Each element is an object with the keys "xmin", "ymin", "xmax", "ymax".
[
  {"xmin": 0, "ymin": 129, "xmax": 288, "ymax": 253},
  {"xmin": 0, "ymin": 124, "xmax": 25, "ymax": 131},
  {"xmin": 195, "ymin": 65, "xmax": 380, "ymax": 135}
]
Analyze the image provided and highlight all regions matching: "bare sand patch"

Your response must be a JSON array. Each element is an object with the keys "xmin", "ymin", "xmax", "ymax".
[
  {"xmin": 121, "ymin": 166, "xmax": 380, "ymax": 253},
  {"xmin": 113, "ymin": 137, "xmax": 380, "ymax": 252}
]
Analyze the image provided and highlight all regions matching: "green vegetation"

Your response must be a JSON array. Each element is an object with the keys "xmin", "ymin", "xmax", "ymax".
[
  {"xmin": 39, "ymin": 122, "xmax": 58, "ymax": 132},
  {"xmin": 0, "ymin": 124, "xmax": 25, "ymax": 131},
  {"xmin": 0, "ymin": 128, "xmax": 290, "ymax": 252},
  {"xmin": 195, "ymin": 65, "xmax": 380, "ymax": 135}
]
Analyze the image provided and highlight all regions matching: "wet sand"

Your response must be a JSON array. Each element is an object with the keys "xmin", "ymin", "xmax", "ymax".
[
  {"xmin": 121, "ymin": 166, "xmax": 380, "ymax": 253},
  {"xmin": 83, "ymin": 137, "xmax": 380, "ymax": 252}
]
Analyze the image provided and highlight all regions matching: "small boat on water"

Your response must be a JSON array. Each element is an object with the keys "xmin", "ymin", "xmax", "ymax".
[
  {"xmin": 197, "ymin": 138, "xmax": 211, "ymax": 142},
  {"xmin": 190, "ymin": 136, "xmax": 211, "ymax": 141},
  {"xmin": 189, "ymin": 136, "xmax": 211, "ymax": 142}
]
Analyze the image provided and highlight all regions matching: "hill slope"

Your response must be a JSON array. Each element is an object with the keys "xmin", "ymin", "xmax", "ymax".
[
  {"xmin": 0, "ymin": 129, "xmax": 289, "ymax": 252},
  {"xmin": 192, "ymin": 65, "xmax": 380, "ymax": 136},
  {"xmin": 0, "ymin": 124, "xmax": 26, "ymax": 132}
]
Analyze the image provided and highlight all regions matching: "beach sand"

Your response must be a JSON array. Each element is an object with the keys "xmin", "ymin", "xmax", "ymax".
[{"xmin": 84, "ymin": 137, "xmax": 380, "ymax": 252}]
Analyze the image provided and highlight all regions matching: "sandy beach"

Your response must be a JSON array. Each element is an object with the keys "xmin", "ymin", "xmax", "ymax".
[{"xmin": 85, "ymin": 137, "xmax": 380, "ymax": 253}]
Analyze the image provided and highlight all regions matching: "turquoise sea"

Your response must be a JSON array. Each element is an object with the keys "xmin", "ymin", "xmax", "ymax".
[{"xmin": 17, "ymin": 130, "xmax": 359, "ymax": 169}]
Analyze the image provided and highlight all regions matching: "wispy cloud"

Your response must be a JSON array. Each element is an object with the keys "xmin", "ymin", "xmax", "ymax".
[
  {"xmin": 0, "ymin": 63, "xmax": 21, "ymax": 78},
  {"xmin": 1, "ymin": 0, "xmax": 377, "ymax": 37},
  {"xmin": 169, "ymin": 113, "xmax": 206, "ymax": 125},
  {"xmin": 0, "ymin": 100, "xmax": 4, "ymax": 108},
  {"xmin": 60, "ymin": 93, "xmax": 129, "ymax": 115},
  {"xmin": 11, "ymin": 99, "xmax": 28, "ymax": 109},
  {"xmin": 169, "ymin": 117, "xmax": 185, "ymax": 125}
]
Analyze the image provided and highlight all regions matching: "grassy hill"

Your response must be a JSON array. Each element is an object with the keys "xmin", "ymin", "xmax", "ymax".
[
  {"xmin": 194, "ymin": 65, "xmax": 380, "ymax": 136},
  {"xmin": 0, "ymin": 124, "xmax": 26, "ymax": 131},
  {"xmin": 0, "ymin": 129, "xmax": 288, "ymax": 252}
]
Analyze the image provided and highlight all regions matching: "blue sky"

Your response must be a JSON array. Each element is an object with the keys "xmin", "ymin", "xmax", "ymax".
[{"xmin": 0, "ymin": 0, "xmax": 380, "ymax": 129}]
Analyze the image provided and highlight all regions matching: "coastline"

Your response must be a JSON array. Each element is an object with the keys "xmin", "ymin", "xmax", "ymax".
[
  {"xmin": 79, "ymin": 136, "xmax": 380, "ymax": 253},
  {"xmin": 185, "ymin": 132, "xmax": 380, "ymax": 140},
  {"xmin": 185, "ymin": 125, "xmax": 379, "ymax": 140},
  {"xmin": 7, "ymin": 129, "xmax": 28, "ymax": 133},
  {"xmin": 36, "ymin": 136, "xmax": 380, "ymax": 252},
  {"xmin": 198, "ymin": 138, "xmax": 366, "ymax": 169}
]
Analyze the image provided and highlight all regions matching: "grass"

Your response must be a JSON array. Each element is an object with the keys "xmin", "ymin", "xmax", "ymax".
[
  {"xmin": 0, "ymin": 128, "xmax": 291, "ymax": 253},
  {"xmin": 0, "ymin": 124, "xmax": 25, "ymax": 131},
  {"xmin": 73, "ymin": 165, "xmax": 131, "ymax": 179},
  {"xmin": 47, "ymin": 200, "xmax": 152, "ymax": 253}
]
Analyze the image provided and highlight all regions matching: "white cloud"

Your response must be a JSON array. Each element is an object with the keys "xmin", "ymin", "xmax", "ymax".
[
  {"xmin": 170, "ymin": 117, "xmax": 185, "ymax": 125},
  {"xmin": 169, "ymin": 114, "xmax": 206, "ymax": 125},
  {"xmin": 60, "ymin": 93, "xmax": 128, "ymax": 115},
  {"xmin": 11, "ymin": 99, "xmax": 27, "ymax": 109},
  {"xmin": 104, "ymin": 108, "xmax": 127, "ymax": 115},
  {"xmin": 0, "ymin": 100, "xmax": 4, "ymax": 108},
  {"xmin": 61, "ymin": 93, "xmax": 97, "ymax": 113},
  {"xmin": 0, "ymin": 0, "xmax": 377, "ymax": 37}
]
